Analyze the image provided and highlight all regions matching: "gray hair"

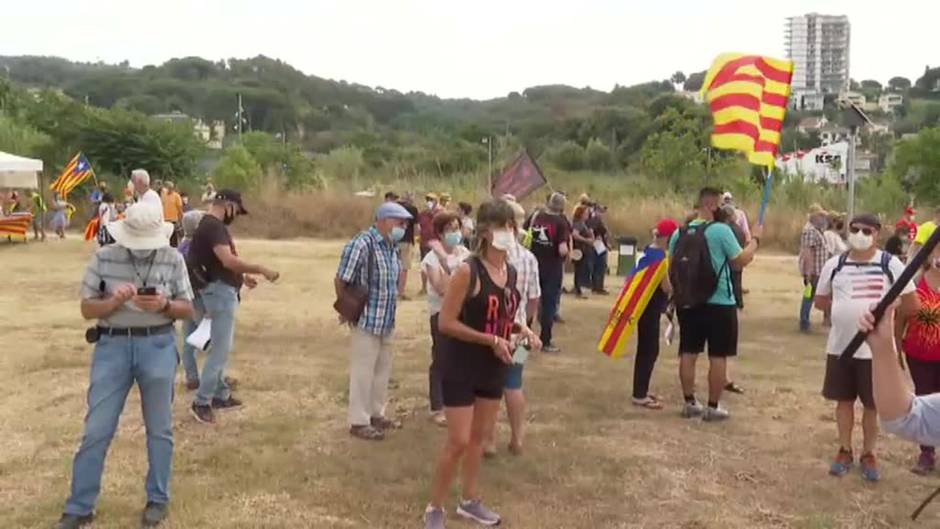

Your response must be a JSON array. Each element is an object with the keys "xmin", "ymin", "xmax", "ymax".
[
  {"xmin": 131, "ymin": 168, "xmax": 150, "ymax": 186},
  {"xmin": 182, "ymin": 210, "xmax": 205, "ymax": 238}
]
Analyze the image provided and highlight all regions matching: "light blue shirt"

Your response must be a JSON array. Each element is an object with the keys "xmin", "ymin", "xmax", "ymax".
[
  {"xmin": 669, "ymin": 220, "xmax": 743, "ymax": 306},
  {"xmin": 882, "ymin": 394, "xmax": 940, "ymax": 446}
]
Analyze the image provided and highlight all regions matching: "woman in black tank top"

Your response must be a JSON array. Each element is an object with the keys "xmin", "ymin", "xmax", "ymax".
[{"xmin": 424, "ymin": 199, "xmax": 541, "ymax": 528}]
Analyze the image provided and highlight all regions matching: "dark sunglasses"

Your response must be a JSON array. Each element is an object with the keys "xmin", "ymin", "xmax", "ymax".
[{"xmin": 849, "ymin": 226, "xmax": 875, "ymax": 236}]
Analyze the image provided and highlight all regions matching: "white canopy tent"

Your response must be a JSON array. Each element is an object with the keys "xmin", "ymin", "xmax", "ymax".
[{"xmin": 0, "ymin": 151, "xmax": 43, "ymax": 189}]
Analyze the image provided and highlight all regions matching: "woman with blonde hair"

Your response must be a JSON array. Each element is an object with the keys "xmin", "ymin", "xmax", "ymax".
[{"xmin": 424, "ymin": 199, "xmax": 541, "ymax": 529}]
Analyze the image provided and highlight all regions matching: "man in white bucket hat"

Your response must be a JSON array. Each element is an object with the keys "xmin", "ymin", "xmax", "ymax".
[{"xmin": 55, "ymin": 202, "xmax": 194, "ymax": 529}]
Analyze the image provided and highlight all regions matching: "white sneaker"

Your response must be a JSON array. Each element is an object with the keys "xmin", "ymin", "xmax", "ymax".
[
  {"xmin": 681, "ymin": 400, "xmax": 704, "ymax": 418},
  {"xmin": 702, "ymin": 405, "xmax": 731, "ymax": 422}
]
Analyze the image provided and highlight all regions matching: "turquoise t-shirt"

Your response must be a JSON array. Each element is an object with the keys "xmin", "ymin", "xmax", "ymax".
[{"xmin": 668, "ymin": 220, "xmax": 743, "ymax": 306}]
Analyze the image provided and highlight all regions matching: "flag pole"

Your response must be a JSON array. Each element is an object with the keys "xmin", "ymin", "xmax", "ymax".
[{"xmin": 757, "ymin": 166, "xmax": 773, "ymax": 225}]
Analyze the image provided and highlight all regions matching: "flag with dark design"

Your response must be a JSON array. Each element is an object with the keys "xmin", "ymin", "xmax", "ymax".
[{"xmin": 491, "ymin": 150, "xmax": 547, "ymax": 200}]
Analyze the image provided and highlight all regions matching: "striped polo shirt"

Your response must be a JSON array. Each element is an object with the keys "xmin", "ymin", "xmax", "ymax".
[{"xmin": 80, "ymin": 244, "xmax": 194, "ymax": 328}]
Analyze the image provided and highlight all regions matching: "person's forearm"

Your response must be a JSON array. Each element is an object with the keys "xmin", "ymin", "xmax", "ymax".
[
  {"xmin": 164, "ymin": 299, "xmax": 194, "ymax": 320},
  {"xmin": 80, "ymin": 297, "xmax": 122, "ymax": 320},
  {"xmin": 225, "ymin": 257, "xmax": 271, "ymax": 276},
  {"xmin": 872, "ymin": 344, "xmax": 915, "ymax": 421},
  {"xmin": 732, "ymin": 240, "xmax": 758, "ymax": 270},
  {"xmin": 440, "ymin": 315, "xmax": 495, "ymax": 347},
  {"xmin": 526, "ymin": 299, "xmax": 539, "ymax": 323}
]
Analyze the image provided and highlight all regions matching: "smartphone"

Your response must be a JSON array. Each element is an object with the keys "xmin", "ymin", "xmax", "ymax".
[{"xmin": 137, "ymin": 286, "xmax": 158, "ymax": 296}]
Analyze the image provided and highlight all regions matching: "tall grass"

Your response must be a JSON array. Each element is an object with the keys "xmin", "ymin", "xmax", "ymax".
[{"xmin": 236, "ymin": 168, "xmax": 911, "ymax": 253}]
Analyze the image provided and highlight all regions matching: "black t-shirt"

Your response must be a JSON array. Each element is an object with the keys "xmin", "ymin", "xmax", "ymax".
[
  {"xmin": 526, "ymin": 211, "xmax": 571, "ymax": 278},
  {"xmin": 885, "ymin": 235, "xmax": 904, "ymax": 258},
  {"xmin": 190, "ymin": 215, "xmax": 242, "ymax": 288},
  {"xmin": 399, "ymin": 201, "xmax": 419, "ymax": 244}
]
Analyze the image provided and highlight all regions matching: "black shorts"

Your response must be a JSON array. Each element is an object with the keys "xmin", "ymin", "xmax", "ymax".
[
  {"xmin": 823, "ymin": 356, "xmax": 875, "ymax": 409},
  {"xmin": 441, "ymin": 341, "xmax": 507, "ymax": 407},
  {"xmin": 677, "ymin": 305, "xmax": 738, "ymax": 357}
]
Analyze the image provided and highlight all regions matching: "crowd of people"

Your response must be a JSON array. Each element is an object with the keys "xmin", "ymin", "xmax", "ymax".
[{"xmin": 35, "ymin": 173, "xmax": 940, "ymax": 528}]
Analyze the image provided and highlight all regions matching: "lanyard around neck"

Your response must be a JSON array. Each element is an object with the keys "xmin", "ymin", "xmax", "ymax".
[{"xmin": 126, "ymin": 249, "xmax": 157, "ymax": 287}]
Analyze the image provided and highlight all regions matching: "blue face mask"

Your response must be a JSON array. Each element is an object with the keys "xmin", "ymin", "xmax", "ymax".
[
  {"xmin": 390, "ymin": 226, "xmax": 406, "ymax": 242},
  {"xmin": 444, "ymin": 231, "xmax": 462, "ymax": 248}
]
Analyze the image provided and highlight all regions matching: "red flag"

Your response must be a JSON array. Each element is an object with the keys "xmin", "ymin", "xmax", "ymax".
[{"xmin": 491, "ymin": 150, "xmax": 547, "ymax": 200}]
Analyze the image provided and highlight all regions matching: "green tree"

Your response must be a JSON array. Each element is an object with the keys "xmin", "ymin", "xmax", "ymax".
[
  {"xmin": 212, "ymin": 145, "xmax": 262, "ymax": 191},
  {"xmin": 584, "ymin": 138, "xmax": 613, "ymax": 170},
  {"xmin": 550, "ymin": 141, "xmax": 586, "ymax": 171},
  {"xmin": 892, "ymin": 128, "xmax": 940, "ymax": 201},
  {"xmin": 319, "ymin": 146, "xmax": 365, "ymax": 183},
  {"xmin": 888, "ymin": 76, "xmax": 912, "ymax": 91},
  {"xmin": 683, "ymin": 71, "xmax": 706, "ymax": 92},
  {"xmin": 670, "ymin": 71, "xmax": 687, "ymax": 86}
]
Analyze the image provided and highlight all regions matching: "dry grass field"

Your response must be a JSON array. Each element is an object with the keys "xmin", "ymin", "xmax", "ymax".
[{"xmin": 1, "ymin": 237, "xmax": 939, "ymax": 529}]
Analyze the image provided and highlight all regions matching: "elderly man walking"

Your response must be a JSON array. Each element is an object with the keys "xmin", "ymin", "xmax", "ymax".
[
  {"xmin": 131, "ymin": 169, "xmax": 163, "ymax": 212},
  {"xmin": 54, "ymin": 202, "xmax": 194, "ymax": 529},
  {"xmin": 187, "ymin": 190, "xmax": 280, "ymax": 424},
  {"xmin": 335, "ymin": 201, "xmax": 413, "ymax": 441}
]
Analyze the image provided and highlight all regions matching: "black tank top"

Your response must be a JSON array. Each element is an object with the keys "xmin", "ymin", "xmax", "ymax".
[{"xmin": 459, "ymin": 256, "xmax": 521, "ymax": 347}]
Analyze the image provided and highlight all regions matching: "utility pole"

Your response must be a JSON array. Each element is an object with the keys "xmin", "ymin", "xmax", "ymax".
[
  {"xmin": 484, "ymin": 136, "xmax": 493, "ymax": 195},
  {"xmin": 846, "ymin": 125, "xmax": 857, "ymax": 222},
  {"xmin": 236, "ymin": 93, "xmax": 243, "ymax": 141}
]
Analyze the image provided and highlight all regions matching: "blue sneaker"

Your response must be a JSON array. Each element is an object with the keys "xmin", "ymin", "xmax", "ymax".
[
  {"xmin": 829, "ymin": 448, "xmax": 853, "ymax": 477},
  {"xmin": 861, "ymin": 453, "xmax": 881, "ymax": 482}
]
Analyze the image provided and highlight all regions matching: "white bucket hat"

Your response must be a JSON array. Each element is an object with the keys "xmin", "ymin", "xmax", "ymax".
[{"xmin": 107, "ymin": 202, "xmax": 173, "ymax": 250}]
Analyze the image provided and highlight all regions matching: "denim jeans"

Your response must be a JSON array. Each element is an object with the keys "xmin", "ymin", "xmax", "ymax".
[
  {"xmin": 574, "ymin": 247, "xmax": 595, "ymax": 294},
  {"xmin": 195, "ymin": 281, "xmax": 239, "ymax": 406},
  {"xmin": 180, "ymin": 295, "xmax": 205, "ymax": 384},
  {"xmin": 799, "ymin": 275, "xmax": 819, "ymax": 330},
  {"xmin": 64, "ymin": 332, "xmax": 178, "ymax": 516},
  {"xmin": 539, "ymin": 269, "xmax": 563, "ymax": 346}
]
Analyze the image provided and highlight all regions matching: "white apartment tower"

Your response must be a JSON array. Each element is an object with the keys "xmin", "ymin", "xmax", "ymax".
[{"xmin": 785, "ymin": 13, "xmax": 850, "ymax": 95}]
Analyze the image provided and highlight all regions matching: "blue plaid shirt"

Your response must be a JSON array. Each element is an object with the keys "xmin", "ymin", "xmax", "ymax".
[{"xmin": 337, "ymin": 226, "xmax": 401, "ymax": 336}]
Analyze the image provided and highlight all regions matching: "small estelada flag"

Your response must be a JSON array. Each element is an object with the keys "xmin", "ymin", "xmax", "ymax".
[{"xmin": 598, "ymin": 247, "xmax": 669, "ymax": 358}]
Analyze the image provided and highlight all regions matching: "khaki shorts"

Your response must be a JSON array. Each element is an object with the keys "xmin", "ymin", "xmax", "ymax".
[{"xmin": 399, "ymin": 242, "xmax": 414, "ymax": 269}]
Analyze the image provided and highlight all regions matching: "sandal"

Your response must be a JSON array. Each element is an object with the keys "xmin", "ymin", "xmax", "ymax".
[
  {"xmin": 631, "ymin": 396, "xmax": 664, "ymax": 410},
  {"xmin": 725, "ymin": 382, "xmax": 745, "ymax": 394},
  {"xmin": 349, "ymin": 425, "xmax": 385, "ymax": 441}
]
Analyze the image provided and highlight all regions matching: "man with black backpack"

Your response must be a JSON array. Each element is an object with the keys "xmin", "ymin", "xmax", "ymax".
[
  {"xmin": 669, "ymin": 187, "xmax": 762, "ymax": 422},
  {"xmin": 814, "ymin": 213, "xmax": 917, "ymax": 482}
]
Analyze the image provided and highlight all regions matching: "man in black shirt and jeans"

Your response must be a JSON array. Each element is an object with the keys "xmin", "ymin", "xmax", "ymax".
[
  {"xmin": 187, "ymin": 189, "xmax": 279, "ymax": 424},
  {"xmin": 526, "ymin": 192, "xmax": 570, "ymax": 352}
]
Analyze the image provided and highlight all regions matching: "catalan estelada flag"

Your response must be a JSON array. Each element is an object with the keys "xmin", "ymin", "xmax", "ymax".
[
  {"xmin": 598, "ymin": 247, "xmax": 669, "ymax": 358},
  {"xmin": 50, "ymin": 153, "xmax": 95, "ymax": 198},
  {"xmin": 701, "ymin": 53, "xmax": 794, "ymax": 167}
]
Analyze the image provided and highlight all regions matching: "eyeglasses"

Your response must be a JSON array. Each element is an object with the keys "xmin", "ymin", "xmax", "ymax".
[{"xmin": 849, "ymin": 226, "xmax": 875, "ymax": 236}]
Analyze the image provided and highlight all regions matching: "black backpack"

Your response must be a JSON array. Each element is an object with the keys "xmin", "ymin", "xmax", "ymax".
[
  {"xmin": 669, "ymin": 223, "xmax": 724, "ymax": 309},
  {"xmin": 829, "ymin": 251, "xmax": 895, "ymax": 284}
]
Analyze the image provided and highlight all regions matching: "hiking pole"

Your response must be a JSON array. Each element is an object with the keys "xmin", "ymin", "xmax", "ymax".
[
  {"xmin": 757, "ymin": 167, "xmax": 773, "ymax": 226},
  {"xmin": 840, "ymin": 226, "xmax": 940, "ymax": 360}
]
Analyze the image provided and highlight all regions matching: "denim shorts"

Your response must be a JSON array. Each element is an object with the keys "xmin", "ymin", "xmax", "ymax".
[{"xmin": 505, "ymin": 363, "xmax": 524, "ymax": 390}]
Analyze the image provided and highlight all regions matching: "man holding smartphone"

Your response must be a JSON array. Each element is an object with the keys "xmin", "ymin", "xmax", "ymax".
[
  {"xmin": 187, "ymin": 189, "xmax": 279, "ymax": 425},
  {"xmin": 55, "ymin": 202, "xmax": 194, "ymax": 529}
]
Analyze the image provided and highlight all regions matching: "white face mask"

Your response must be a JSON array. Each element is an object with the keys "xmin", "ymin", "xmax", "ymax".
[
  {"xmin": 847, "ymin": 231, "xmax": 874, "ymax": 251},
  {"xmin": 491, "ymin": 229, "xmax": 516, "ymax": 251},
  {"xmin": 426, "ymin": 201, "xmax": 436, "ymax": 210}
]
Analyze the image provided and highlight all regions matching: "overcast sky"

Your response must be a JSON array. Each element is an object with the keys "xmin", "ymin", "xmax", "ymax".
[{"xmin": 4, "ymin": 0, "xmax": 937, "ymax": 100}]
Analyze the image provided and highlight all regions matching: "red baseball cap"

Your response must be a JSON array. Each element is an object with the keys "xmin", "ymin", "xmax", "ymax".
[
  {"xmin": 655, "ymin": 218, "xmax": 680, "ymax": 239},
  {"xmin": 905, "ymin": 206, "xmax": 916, "ymax": 215}
]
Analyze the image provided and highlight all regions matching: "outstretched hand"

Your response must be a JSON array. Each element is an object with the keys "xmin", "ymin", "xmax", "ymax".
[{"xmin": 859, "ymin": 302, "xmax": 899, "ymax": 355}]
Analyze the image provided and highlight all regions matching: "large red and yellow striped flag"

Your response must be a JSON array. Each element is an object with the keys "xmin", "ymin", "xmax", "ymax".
[
  {"xmin": 50, "ymin": 153, "xmax": 95, "ymax": 198},
  {"xmin": 701, "ymin": 53, "xmax": 794, "ymax": 167},
  {"xmin": 0, "ymin": 213, "xmax": 33, "ymax": 239},
  {"xmin": 598, "ymin": 247, "xmax": 669, "ymax": 358}
]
